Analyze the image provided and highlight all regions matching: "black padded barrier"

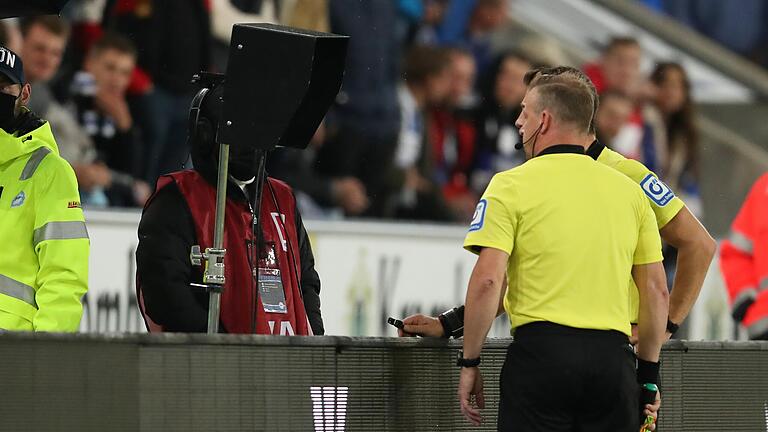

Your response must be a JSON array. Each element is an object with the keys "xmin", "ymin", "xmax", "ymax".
[{"xmin": 0, "ymin": 333, "xmax": 765, "ymax": 431}]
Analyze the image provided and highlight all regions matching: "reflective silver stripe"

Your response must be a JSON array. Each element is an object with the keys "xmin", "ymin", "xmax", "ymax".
[
  {"xmin": 733, "ymin": 287, "xmax": 758, "ymax": 313},
  {"xmin": 728, "ymin": 230, "xmax": 753, "ymax": 255},
  {"xmin": 19, "ymin": 147, "xmax": 51, "ymax": 180},
  {"xmin": 760, "ymin": 278, "xmax": 768, "ymax": 293},
  {"xmin": 747, "ymin": 317, "xmax": 768, "ymax": 339},
  {"xmin": 33, "ymin": 221, "xmax": 89, "ymax": 247},
  {"xmin": 0, "ymin": 274, "xmax": 37, "ymax": 307}
]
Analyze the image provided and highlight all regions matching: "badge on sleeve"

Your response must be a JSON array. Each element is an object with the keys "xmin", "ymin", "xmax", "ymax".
[
  {"xmin": 469, "ymin": 199, "xmax": 487, "ymax": 232},
  {"xmin": 639, "ymin": 174, "xmax": 675, "ymax": 206},
  {"xmin": 10, "ymin": 191, "xmax": 25, "ymax": 208}
]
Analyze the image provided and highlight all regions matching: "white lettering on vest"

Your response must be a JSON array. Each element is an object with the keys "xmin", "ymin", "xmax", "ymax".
[
  {"xmin": 267, "ymin": 320, "xmax": 296, "ymax": 335},
  {"xmin": 280, "ymin": 321, "xmax": 295, "ymax": 335},
  {"xmin": 270, "ymin": 212, "xmax": 288, "ymax": 251}
]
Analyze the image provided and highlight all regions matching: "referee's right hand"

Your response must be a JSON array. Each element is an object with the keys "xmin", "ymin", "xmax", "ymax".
[{"xmin": 398, "ymin": 314, "xmax": 444, "ymax": 337}]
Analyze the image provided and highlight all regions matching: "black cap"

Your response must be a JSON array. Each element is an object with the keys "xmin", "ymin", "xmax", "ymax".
[{"xmin": 0, "ymin": 46, "xmax": 24, "ymax": 85}]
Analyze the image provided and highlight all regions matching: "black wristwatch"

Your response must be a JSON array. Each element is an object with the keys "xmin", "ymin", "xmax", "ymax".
[
  {"xmin": 456, "ymin": 350, "xmax": 481, "ymax": 368},
  {"xmin": 666, "ymin": 318, "xmax": 679, "ymax": 336}
]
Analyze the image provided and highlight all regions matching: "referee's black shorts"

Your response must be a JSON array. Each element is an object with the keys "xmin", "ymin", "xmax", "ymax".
[{"xmin": 497, "ymin": 322, "xmax": 639, "ymax": 432}]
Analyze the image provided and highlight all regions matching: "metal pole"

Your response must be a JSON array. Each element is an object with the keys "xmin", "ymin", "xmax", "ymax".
[{"xmin": 207, "ymin": 142, "xmax": 230, "ymax": 334}]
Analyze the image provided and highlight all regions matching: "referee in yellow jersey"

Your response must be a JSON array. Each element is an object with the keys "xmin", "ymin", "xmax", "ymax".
[
  {"xmin": 398, "ymin": 67, "xmax": 714, "ymax": 346},
  {"xmin": 456, "ymin": 76, "xmax": 669, "ymax": 431}
]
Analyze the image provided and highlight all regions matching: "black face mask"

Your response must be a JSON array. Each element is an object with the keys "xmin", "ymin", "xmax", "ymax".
[
  {"xmin": 0, "ymin": 92, "xmax": 18, "ymax": 133},
  {"xmin": 228, "ymin": 145, "xmax": 259, "ymax": 181}
]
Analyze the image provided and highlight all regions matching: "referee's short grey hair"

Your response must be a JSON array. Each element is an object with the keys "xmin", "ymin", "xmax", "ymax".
[
  {"xmin": 525, "ymin": 67, "xmax": 597, "ymax": 134},
  {"xmin": 528, "ymin": 81, "xmax": 594, "ymax": 134}
]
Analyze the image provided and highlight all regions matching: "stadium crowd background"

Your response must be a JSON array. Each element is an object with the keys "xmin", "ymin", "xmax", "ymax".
[{"xmin": 2, "ymin": 0, "xmax": 765, "ymax": 225}]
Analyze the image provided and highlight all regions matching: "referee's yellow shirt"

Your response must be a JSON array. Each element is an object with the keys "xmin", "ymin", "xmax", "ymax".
[
  {"xmin": 464, "ymin": 145, "xmax": 663, "ymax": 337},
  {"xmin": 587, "ymin": 141, "xmax": 685, "ymax": 229},
  {"xmin": 587, "ymin": 141, "xmax": 685, "ymax": 322}
]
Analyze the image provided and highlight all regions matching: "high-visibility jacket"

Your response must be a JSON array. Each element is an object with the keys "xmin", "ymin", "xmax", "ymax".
[
  {"xmin": 0, "ymin": 121, "xmax": 89, "ymax": 331},
  {"xmin": 720, "ymin": 173, "xmax": 768, "ymax": 339}
]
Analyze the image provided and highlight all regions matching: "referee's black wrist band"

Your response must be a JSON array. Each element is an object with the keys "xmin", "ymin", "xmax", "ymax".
[
  {"xmin": 637, "ymin": 359, "xmax": 660, "ymax": 385},
  {"xmin": 438, "ymin": 305, "xmax": 465, "ymax": 339},
  {"xmin": 666, "ymin": 318, "xmax": 680, "ymax": 336}
]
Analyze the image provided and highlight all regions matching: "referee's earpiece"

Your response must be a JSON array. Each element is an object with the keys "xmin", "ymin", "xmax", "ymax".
[
  {"xmin": 516, "ymin": 122, "xmax": 542, "ymax": 150},
  {"xmin": 531, "ymin": 113, "xmax": 549, "ymax": 157},
  {"xmin": 517, "ymin": 111, "xmax": 546, "ymax": 155}
]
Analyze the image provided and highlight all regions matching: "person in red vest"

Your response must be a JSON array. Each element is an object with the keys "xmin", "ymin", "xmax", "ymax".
[
  {"xmin": 720, "ymin": 173, "xmax": 768, "ymax": 340},
  {"xmin": 135, "ymin": 82, "xmax": 322, "ymax": 335}
]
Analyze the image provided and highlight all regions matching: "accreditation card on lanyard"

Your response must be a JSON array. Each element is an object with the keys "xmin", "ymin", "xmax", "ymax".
[{"xmin": 256, "ymin": 242, "xmax": 287, "ymax": 314}]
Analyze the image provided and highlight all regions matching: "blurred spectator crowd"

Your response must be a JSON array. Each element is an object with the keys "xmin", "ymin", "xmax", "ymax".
[
  {"xmin": 0, "ymin": 0, "xmax": 703, "ymax": 224},
  {"xmin": 643, "ymin": 0, "xmax": 768, "ymax": 68}
]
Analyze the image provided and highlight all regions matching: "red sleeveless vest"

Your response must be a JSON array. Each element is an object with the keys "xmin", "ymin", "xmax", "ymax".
[{"xmin": 138, "ymin": 170, "xmax": 311, "ymax": 335}]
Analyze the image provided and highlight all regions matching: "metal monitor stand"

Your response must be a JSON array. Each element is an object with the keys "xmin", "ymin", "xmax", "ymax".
[
  {"xmin": 188, "ymin": 142, "xmax": 229, "ymax": 334},
  {"xmin": 205, "ymin": 142, "xmax": 230, "ymax": 334},
  {"xmin": 191, "ymin": 143, "xmax": 268, "ymax": 334}
]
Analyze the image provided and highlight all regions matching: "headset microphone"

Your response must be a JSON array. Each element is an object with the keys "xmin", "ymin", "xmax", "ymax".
[{"xmin": 515, "ymin": 122, "xmax": 543, "ymax": 150}]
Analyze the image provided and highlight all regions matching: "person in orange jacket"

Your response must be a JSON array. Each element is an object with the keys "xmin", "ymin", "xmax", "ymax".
[{"xmin": 720, "ymin": 173, "xmax": 768, "ymax": 339}]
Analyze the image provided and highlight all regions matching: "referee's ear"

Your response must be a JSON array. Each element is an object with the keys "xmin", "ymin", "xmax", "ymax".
[{"xmin": 540, "ymin": 111, "xmax": 552, "ymax": 134}]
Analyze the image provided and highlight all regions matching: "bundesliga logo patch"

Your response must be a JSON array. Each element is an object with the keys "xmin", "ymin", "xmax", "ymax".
[
  {"xmin": 469, "ymin": 199, "xmax": 487, "ymax": 232},
  {"xmin": 10, "ymin": 191, "xmax": 25, "ymax": 208},
  {"xmin": 67, "ymin": 201, "xmax": 81, "ymax": 209},
  {"xmin": 640, "ymin": 174, "xmax": 674, "ymax": 206}
]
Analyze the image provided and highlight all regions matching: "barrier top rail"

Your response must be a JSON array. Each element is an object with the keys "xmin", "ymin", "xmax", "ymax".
[{"xmin": 3, "ymin": 331, "xmax": 768, "ymax": 351}]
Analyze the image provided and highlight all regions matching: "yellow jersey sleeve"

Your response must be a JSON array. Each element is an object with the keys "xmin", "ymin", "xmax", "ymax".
[
  {"xmin": 463, "ymin": 175, "xmax": 516, "ymax": 255},
  {"xmin": 598, "ymin": 148, "xmax": 684, "ymax": 229},
  {"xmin": 633, "ymin": 199, "xmax": 663, "ymax": 265}
]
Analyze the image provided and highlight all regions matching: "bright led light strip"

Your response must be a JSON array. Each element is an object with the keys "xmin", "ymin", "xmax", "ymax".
[{"xmin": 311, "ymin": 386, "xmax": 349, "ymax": 431}]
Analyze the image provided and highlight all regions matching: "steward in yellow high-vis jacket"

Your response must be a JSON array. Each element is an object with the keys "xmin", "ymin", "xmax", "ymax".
[{"xmin": 0, "ymin": 46, "xmax": 88, "ymax": 331}]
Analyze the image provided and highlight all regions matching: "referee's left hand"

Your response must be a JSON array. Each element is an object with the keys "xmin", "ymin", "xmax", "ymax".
[
  {"xmin": 458, "ymin": 367, "xmax": 485, "ymax": 426},
  {"xmin": 642, "ymin": 391, "xmax": 661, "ymax": 431}
]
